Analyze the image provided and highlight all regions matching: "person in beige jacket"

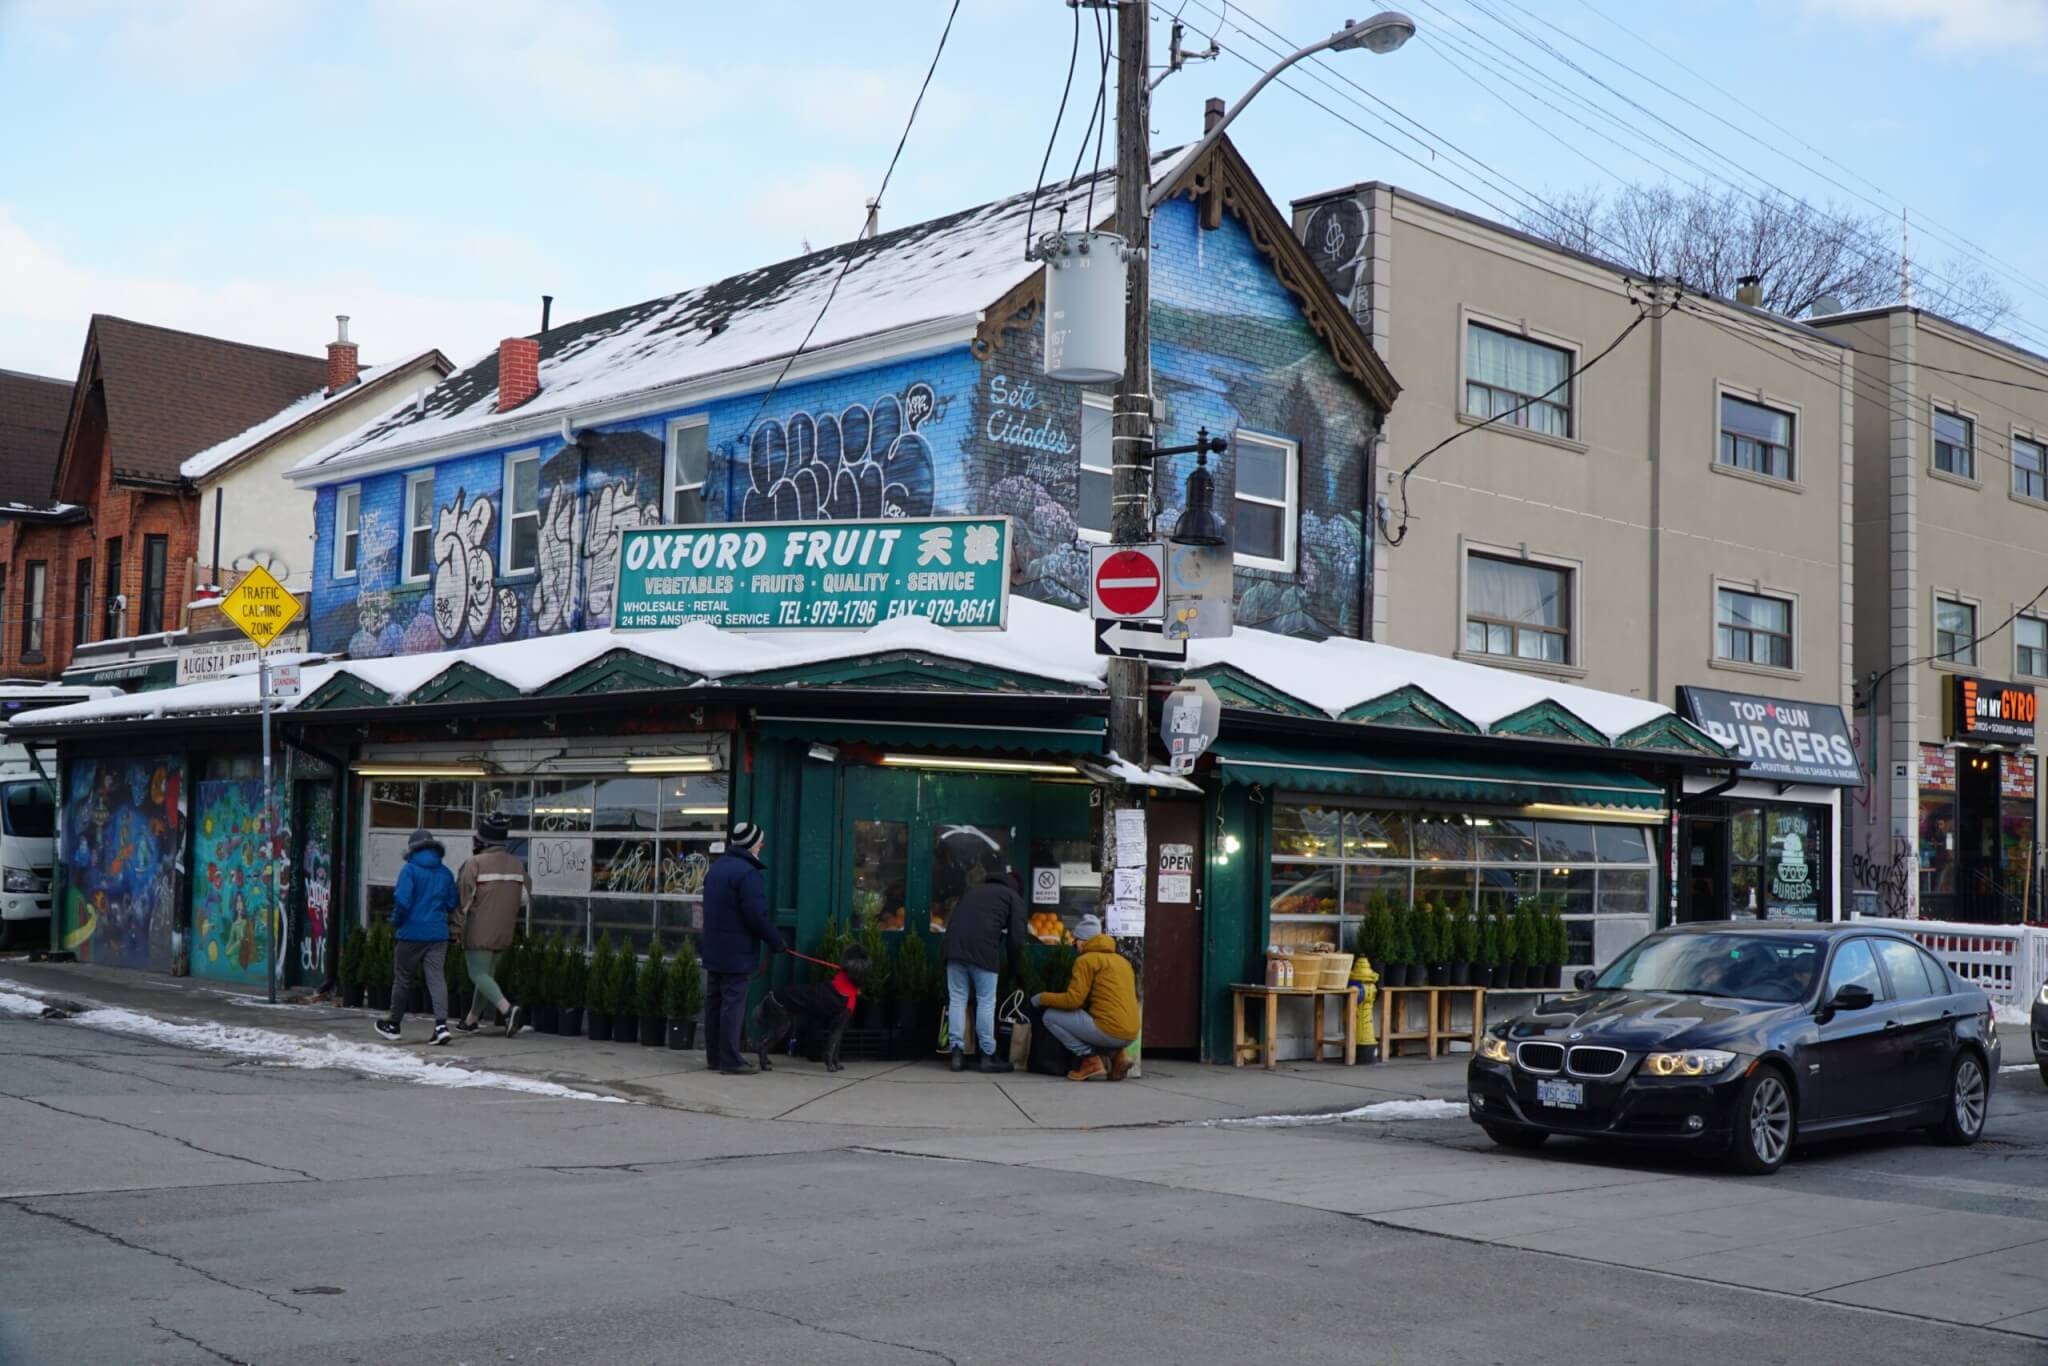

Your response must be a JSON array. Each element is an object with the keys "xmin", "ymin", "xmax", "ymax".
[{"xmin": 452, "ymin": 814, "xmax": 532, "ymax": 1037}]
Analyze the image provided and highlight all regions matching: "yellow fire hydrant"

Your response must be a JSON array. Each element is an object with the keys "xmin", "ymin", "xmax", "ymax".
[{"xmin": 1350, "ymin": 956, "xmax": 1379, "ymax": 1059}]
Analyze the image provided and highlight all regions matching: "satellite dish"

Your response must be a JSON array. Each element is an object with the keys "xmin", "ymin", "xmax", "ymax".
[{"xmin": 1811, "ymin": 294, "xmax": 1845, "ymax": 317}]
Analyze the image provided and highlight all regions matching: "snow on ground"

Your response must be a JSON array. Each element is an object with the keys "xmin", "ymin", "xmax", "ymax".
[
  {"xmin": 1209, "ymin": 1097, "xmax": 1468, "ymax": 1128},
  {"xmin": 0, "ymin": 991, "xmax": 623, "ymax": 1102},
  {"xmin": 1995, "ymin": 1002, "xmax": 2032, "ymax": 1026}
]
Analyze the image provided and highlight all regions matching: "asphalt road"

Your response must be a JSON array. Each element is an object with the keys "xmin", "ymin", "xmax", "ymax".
[{"xmin": 5, "ymin": 1015, "xmax": 2048, "ymax": 1365}]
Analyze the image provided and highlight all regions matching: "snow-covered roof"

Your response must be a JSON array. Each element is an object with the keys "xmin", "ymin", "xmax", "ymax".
[
  {"xmin": 15, "ymin": 599, "xmax": 1717, "ymax": 755},
  {"xmin": 291, "ymin": 159, "xmax": 1174, "ymax": 479},
  {"xmin": 180, "ymin": 350, "xmax": 445, "ymax": 480}
]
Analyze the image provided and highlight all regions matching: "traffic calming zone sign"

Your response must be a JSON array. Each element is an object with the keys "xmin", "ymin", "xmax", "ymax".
[
  {"xmin": 221, "ymin": 564, "xmax": 302, "ymax": 650},
  {"xmin": 1090, "ymin": 543, "xmax": 1165, "ymax": 620}
]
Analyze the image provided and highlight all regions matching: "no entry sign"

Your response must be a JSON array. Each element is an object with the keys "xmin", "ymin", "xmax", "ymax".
[{"xmin": 1090, "ymin": 543, "xmax": 1166, "ymax": 620}]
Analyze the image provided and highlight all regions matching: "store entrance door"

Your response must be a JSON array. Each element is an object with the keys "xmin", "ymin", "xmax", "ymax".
[
  {"xmin": 1680, "ymin": 815, "xmax": 1727, "ymax": 923},
  {"xmin": 1956, "ymin": 752, "xmax": 2004, "ymax": 921},
  {"xmin": 1142, "ymin": 800, "xmax": 1204, "ymax": 1052}
]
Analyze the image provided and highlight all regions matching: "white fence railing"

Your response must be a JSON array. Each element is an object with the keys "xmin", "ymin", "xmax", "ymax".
[{"xmin": 1850, "ymin": 916, "xmax": 2048, "ymax": 1011}]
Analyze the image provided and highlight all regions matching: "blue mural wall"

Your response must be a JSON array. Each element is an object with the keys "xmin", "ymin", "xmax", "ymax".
[
  {"xmin": 59, "ymin": 755, "xmax": 184, "ymax": 973},
  {"xmin": 191, "ymin": 779, "xmax": 273, "ymax": 987},
  {"xmin": 307, "ymin": 195, "xmax": 1379, "ymax": 655}
]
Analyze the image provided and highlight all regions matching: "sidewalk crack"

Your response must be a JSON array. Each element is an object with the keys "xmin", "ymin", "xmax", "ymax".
[
  {"xmin": 148, "ymin": 1316, "xmax": 254, "ymax": 1366},
  {"xmin": 0, "ymin": 1088, "xmax": 317, "ymax": 1181},
  {"xmin": 675, "ymin": 1286, "xmax": 959, "ymax": 1364},
  {"xmin": 7, "ymin": 1200, "xmax": 304, "ymax": 1317}
]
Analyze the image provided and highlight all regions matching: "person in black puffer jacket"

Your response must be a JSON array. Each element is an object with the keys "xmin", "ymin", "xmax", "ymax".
[{"xmin": 941, "ymin": 868, "xmax": 1030, "ymax": 1073}]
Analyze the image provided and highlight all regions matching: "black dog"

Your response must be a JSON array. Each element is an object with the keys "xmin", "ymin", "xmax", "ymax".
[{"xmin": 752, "ymin": 946, "xmax": 871, "ymax": 1073}]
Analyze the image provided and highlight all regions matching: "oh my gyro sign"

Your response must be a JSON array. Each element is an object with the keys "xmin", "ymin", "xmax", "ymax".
[{"xmin": 613, "ymin": 516, "xmax": 1012, "ymax": 632}]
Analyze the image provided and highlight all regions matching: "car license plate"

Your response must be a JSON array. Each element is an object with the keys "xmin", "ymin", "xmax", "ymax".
[{"xmin": 1536, "ymin": 1079, "xmax": 1583, "ymax": 1110}]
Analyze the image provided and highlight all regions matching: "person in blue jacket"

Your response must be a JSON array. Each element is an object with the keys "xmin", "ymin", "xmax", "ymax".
[
  {"xmin": 375, "ymin": 829, "xmax": 458, "ymax": 1045},
  {"xmin": 700, "ymin": 822, "xmax": 787, "ymax": 1075}
]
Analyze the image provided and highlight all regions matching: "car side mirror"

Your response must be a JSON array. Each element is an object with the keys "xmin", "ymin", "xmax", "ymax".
[
  {"xmin": 1826, "ymin": 983, "xmax": 1875, "ymax": 1014},
  {"xmin": 1574, "ymin": 969, "xmax": 1598, "ymax": 991}
]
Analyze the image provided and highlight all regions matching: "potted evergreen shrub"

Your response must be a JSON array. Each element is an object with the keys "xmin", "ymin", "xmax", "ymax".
[
  {"xmin": 1476, "ymin": 906, "xmax": 1503, "ymax": 989},
  {"xmin": 1545, "ymin": 906, "xmax": 1568, "ymax": 989},
  {"xmin": 1493, "ymin": 908, "xmax": 1519, "ymax": 990},
  {"xmin": 609, "ymin": 946, "xmax": 640, "ymax": 1042},
  {"xmin": 856, "ymin": 919, "xmax": 889, "ymax": 1029},
  {"xmin": 1379, "ymin": 903, "xmax": 1409, "ymax": 987},
  {"xmin": 1450, "ymin": 898, "xmax": 1477, "ymax": 988},
  {"xmin": 530, "ymin": 931, "xmax": 561, "ymax": 1035},
  {"xmin": 1512, "ymin": 903, "xmax": 1540, "ymax": 988},
  {"xmin": 366, "ymin": 921, "xmax": 393, "ymax": 1012},
  {"xmin": 341, "ymin": 925, "xmax": 367, "ymax": 1008},
  {"xmin": 637, "ymin": 938, "xmax": 668, "ymax": 1046},
  {"xmin": 666, "ymin": 936, "xmax": 703, "ymax": 1049},
  {"xmin": 1418, "ymin": 905, "xmax": 1446, "ymax": 986},
  {"xmin": 813, "ymin": 919, "xmax": 847, "ymax": 983},
  {"xmin": 586, "ymin": 932, "xmax": 616, "ymax": 1040},
  {"xmin": 892, "ymin": 930, "xmax": 928, "ymax": 1047},
  {"xmin": 447, "ymin": 940, "xmax": 472, "ymax": 1021},
  {"xmin": 559, "ymin": 939, "xmax": 587, "ymax": 1038}
]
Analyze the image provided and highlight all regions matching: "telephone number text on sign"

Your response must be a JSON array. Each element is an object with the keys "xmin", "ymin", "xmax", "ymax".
[{"xmin": 613, "ymin": 517, "xmax": 1011, "ymax": 632}]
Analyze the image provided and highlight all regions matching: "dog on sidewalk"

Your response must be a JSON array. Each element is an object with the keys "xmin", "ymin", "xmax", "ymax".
[{"xmin": 751, "ymin": 946, "xmax": 871, "ymax": 1073}]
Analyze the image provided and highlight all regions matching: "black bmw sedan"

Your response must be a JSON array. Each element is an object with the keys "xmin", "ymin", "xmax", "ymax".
[{"xmin": 1467, "ymin": 924, "xmax": 1999, "ymax": 1174}]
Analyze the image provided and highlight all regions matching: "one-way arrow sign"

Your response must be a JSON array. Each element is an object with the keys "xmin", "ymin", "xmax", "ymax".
[{"xmin": 1094, "ymin": 617, "xmax": 1188, "ymax": 662}]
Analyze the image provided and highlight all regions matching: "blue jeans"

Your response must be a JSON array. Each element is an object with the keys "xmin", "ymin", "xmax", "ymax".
[{"xmin": 947, "ymin": 962, "xmax": 998, "ymax": 1056}]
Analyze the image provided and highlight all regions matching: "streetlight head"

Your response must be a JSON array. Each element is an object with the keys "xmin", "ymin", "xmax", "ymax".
[{"xmin": 1331, "ymin": 10, "xmax": 1417, "ymax": 54}]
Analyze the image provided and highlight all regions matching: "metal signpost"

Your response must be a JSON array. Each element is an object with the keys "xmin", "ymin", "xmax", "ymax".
[
  {"xmin": 612, "ymin": 515, "xmax": 1011, "ymax": 631},
  {"xmin": 219, "ymin": 565, "xmax": 303, "ymax": 1004}
]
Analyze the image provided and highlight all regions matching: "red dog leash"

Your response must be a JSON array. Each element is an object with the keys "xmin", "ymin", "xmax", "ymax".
[{"xmin": 783, "ymin": 949, "xmax": 842, "ymax": 971}]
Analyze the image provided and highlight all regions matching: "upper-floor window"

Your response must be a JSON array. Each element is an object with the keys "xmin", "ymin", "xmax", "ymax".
[
  {"xmin": 1716, "ymin": 586, "xmax": 1793, "ymax": 669},
  {"xmin": 101, "ymin": 537, "xmax": 122, "ymax": 639},
  {"xmin": 1936, "ymin": 595, "xmax": 1977, "ymax": 665},
  {"xmin": 665, "ymin": 418, "xmax": 708, "ymax": 525},
  {"xmin": 1233, "ymin": 431, "xmax": 1298, "ymax": 571},
  {"xmin": 404, "ymin": 471, "xmax": 434, "ymax": 583},
  {"xmin": 1077, "ymin": 394, "xmax": 1113, "ymax": 541},
  {"xmin": 1465, "ymin": 552, "xmax": 1571, "ymax": 664},
  {"xmin": 1934, "ymin": 406, "xmax": 1975, "ymax": 480},
  {"xmin": 1719, "ymin": 394, "xmax": 1794, "ymax": 482},
  {"xmin": 1465, "ymin": 322, "xmax": 1573, "ymax": 439},
  {"xmin": 503, "ymin": 451, "xmax": 539, "ymax": 575},
  {"xmin": 140, "ymin": 535, "xmax": 167, "ymax": 636},
  {"xmin": 2019, "ymin": 616, "xmax": 2048, "ymax": 678},
  {"xmin": 335, "ymin": 485, "xmax": 362, "ymax": 578},
  {"xmin": 71, "ymin": 558, "xmax": 91, "ymax": 650},
  {"xmin": 2016, "ymin": 435, "xmax": 2047, "ymax": 502},
  {"xmin": 22, "ymin": 562, "xmax": 47, "ymax": 659}
]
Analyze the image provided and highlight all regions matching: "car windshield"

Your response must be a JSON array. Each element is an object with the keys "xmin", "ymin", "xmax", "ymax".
[
  {"xmin": 1593, "ymin": 933, "xmax": 1823, "ymax": 1004},
  {"xmin": 1, "ymin": 781, "xmax": 53, "ymax": 839}
]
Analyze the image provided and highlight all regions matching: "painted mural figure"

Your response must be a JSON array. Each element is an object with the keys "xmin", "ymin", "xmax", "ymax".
[{"xmin": 61, "ymin": 757, "xmax": 181, "ymax": 973}]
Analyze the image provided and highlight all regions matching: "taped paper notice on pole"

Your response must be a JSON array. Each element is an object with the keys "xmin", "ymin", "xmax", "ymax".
[
  {"xmin": 1158, "ymin": 873, "xmax": 1192, "ymax": 903},
  {"xmin": 1113, "ymin": 868, "xmax": 1146, "ymax": 904},
  {"xmin": 1107, "ymin": 900, "xmax": 1146, "ymax": 937},
  {"xmin": 1114, "ymin": 807, "xmax": 1146, "ymax": 864}
]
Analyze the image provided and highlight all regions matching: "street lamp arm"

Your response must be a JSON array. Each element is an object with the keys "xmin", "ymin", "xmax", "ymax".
[{"xmin": 1144, "ymin": 32, "xmax": 1339, "ymax": 212}]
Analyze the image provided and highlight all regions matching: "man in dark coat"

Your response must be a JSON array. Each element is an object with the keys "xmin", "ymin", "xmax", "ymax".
[
  {"xmin": 700, "ymin": 822, "xmax": 786, "ymax": 1076},
  {"xmin": 941, "ymin": 868, "xmax": 1030, "ymax": 1073}
]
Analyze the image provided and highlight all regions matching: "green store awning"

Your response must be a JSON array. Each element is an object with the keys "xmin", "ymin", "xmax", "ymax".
[
  {"xmin": 755, "ymin": 715, "xmax": 1107, "ymax": 757},
  {"xmin": 1214, "ymin": 740, "xmax": 1666, "ymax": 812}
]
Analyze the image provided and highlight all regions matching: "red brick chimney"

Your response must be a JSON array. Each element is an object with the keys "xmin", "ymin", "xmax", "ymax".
[
  {"xmin": 498, "ymin": 337, "xmax": 541, "ymax": 411},
  {"xmin": 325, "ymin": 315, "xmax": 360, "ymax": 395}
]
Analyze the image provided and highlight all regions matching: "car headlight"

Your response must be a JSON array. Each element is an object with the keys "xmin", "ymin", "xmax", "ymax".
[
  {"xmin": 2038, "ymin": 983, "xmax": 2048, "ymax": 1007},
  {"xmin": 2, "ymin": 868, "xmax": 35, "ymax": 893},
  {"xmin": 1642, "ymin": 1049, "xmax": 1738, "ymax": 1078},
  {"xmin": 1477, "ymin": 1034, "xmax": 1512, "ymax": 1064}
]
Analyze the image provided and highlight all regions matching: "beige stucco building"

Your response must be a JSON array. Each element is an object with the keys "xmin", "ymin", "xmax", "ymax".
[
  {"xmin": 1293, "ymin": 183, "xmax": 1861, "ymax": 938},
  {"xmin": 1812, "ymin": 306, "xmax": 2048, "ymax": 923}
]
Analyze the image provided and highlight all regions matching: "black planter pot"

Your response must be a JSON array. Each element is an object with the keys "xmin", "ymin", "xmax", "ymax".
[
  {"xmin": 1514, "ymin": 965, "xmax": 1535, "ymax": 989},
  {"xmin": 342, "ymin": 983, "xmax": 365, "ymax": 1009},
  {"xmin": 667, "ymin": 1018, "xmax": 697, "ymax": 1051},
  {"xmin": 639, "ymin": 1014, "xmax": 664, "ymax": 1047},
  {"xmin": 893, "ymin": 998, "xmax": 920, "ymax": 1039},
  {"xmin": 1426, "ymin": 962, "xmax": 1449, "ymax": 987},
  {"xmin": 1545, "ymin": 965, "xmax": 1563, "ymax": 989},
  {"xmin": 1482, "ymin": 965, "xmax": 1502, "ymax": 989},
  {"xmin": 532, "ymin": 1003, "xmax": 559, "ymax": 1035},
  {"xmin": 855, "ymin": 998, "xmax": 883, "ymax": 1030},
  {"xmin": 1450, "ymin": 962, "xmax": 1472, "ymax": 987},
  {"xmin": 368, "ymin": 984, "xmax": 391, "ymax": 1012},
  {"xmin": 559, "ymin": 1006, "xmax": 584, "ymax": 1037},
  {"xmin": 586, "ymin": 1009, "xmax": 612, "ymax": 1040},
  {"xmin": 611, "ymin": 1013, "xmax": 638, "ymax": 1044}
]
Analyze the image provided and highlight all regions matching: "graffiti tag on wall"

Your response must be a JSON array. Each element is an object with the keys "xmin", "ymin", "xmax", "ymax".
[
  {"xmin": 738, "ymin": 386, "xmax": 942, "ymax": 522},
  {"xmin": 1851, "ymin": 834, "xmax": 1914, "ymax": 917}
]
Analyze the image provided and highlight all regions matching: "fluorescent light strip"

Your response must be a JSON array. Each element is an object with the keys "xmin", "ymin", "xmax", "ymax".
[
  {"xmin": 879, "ymin": 754, "xmax": 1080, "ymax": 776},
  {"xmin": 352, "ymin": 763, "xmax": 490, "ymax": 779},
  {"xmin": 624, "ymin": 756, "xmax": 719, "ymax": 774},
  {"xmin": 1518, "ymin": 802, "xmax": 1668, "ymax": 826}
]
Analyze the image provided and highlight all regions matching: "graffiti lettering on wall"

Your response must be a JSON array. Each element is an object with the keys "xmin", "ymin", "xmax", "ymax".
[
  {"xmin": 984, "ymin": 375, "xmax": 1074, "ymax": 454},
  {"xmin": 584, "ymin": 481, "xmax": 661, "ymax": 627},
  {"xmin": 660, "ymin": 845, "xmax": 711, "ymax": 897},
  {"xmin": 433, "ymin": 492, "xmax": 497, "ymax": 642},
  {"xmin": 738, "ymin": 384, "xmax": 944, "ymax": 522},
  {"xmin": 192, "ymin": 780, "xmax": 274, "ymax": 986},
  {"xmin": 532, "ymin": 484, "xmax": 580, "ymax": 634},
  {"xmin": 1302, "ymin": 196, "xmax": 1367, "ymax": 314},
  {"xmin": 1852, "ymin": 834, "xmax": 1914, "ymax": 917},
  {"xmin": 298, "ymin": 784, "xmax": 335, "ymax": 983},
  {"xmin": 350, "ymin": 508, "xmax": 399, "ymax": 657},
  {"xmin": 62, "ymin": 757, "xmax": 182, "ymax": 973}
]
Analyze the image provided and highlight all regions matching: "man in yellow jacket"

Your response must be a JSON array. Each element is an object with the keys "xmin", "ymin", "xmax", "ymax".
[{"xmin": 1031, "ymin": 914, "xmax": 1139, "ymax": 1081}]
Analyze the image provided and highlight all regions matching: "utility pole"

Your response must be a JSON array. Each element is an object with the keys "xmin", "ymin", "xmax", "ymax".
[{"xmin": 1104, "ymin": 0, "xmax": 1153, "ymax": 1062}]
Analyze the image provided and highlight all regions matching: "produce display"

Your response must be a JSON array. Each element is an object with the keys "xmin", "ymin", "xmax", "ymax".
[{"xmin": 1029, "ymin": 910, "xmax": 1070, "ymax": 944}]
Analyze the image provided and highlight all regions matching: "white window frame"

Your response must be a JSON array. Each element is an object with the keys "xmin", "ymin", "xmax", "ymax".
[
  {"xmin": 1456, "ymin": 306, "xmax": 1585, "ymax": 451},
  {"xmin": 1231, "ymin": 429, "xmax": 1298, "ymax": 573},
  {"xmin": 2012, "ymin": 427, "xmax": 2048, "ymax": 507},
  {"xmin": 1076, "ymin": 393, "xmax": 1114, "ymax": 544},
  {"xmin": 1930, "ymin": 399, "xmax": 1979, "ymax": 485},
  {"xmin": 403, "ymin": 470, "xmax": 435, "ymax": 584},
  {"xmin": 501, "ymin": 449, "xmax": 540, "ymax": 576},
  {"xmin": 1932, "ymin": 589, "xmax": 1981, "ymax": 669},
  {"xmin": 1711, "ymin": 577, "xmax": 1798, "ymax": 676},
  {"xmin": 1456, "ymin": 536, "xmax": 1584, "ymax": 676},
  {"xmin": 334, "ymin": 484, "xmax": 362, "ymax": 580},
  {"xmin": 1713, "ymin": 382, "xmax": 1802, "ymax": 490},
  {"xmin": 664, "ymin": 416, "xmax": 710, "ymax": 526},
  {"xmin": 2017, "ymin": 613, "xmax": 2048, "ymax": 680}
]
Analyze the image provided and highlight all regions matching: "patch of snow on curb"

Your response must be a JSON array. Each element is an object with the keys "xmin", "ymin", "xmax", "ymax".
[
  {"xmin": 18, "ymin": 1002, "xmax": 625, "ymax": 1103},
  {"xmin": 0, "ymin": 990, "xmax": 51, "ymax": 1016},
  {"xmin": 1209, "ymin": 1097, "xmax": 1467, "ymax": 1128},
  {"xmin": 1993, "ymin": 1002, "xmax": 2030, "ymax": 1027}
]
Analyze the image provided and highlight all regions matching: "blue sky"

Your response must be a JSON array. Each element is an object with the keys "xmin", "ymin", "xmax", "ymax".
[{"xmin": 1, "ymin": 0, "xmax": 2042, "ymax": 380}]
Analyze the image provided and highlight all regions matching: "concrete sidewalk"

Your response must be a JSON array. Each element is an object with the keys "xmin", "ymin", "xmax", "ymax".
[{"xmin": 0, "ymin": 957, "xmax": 1464, "ymax": 1130}]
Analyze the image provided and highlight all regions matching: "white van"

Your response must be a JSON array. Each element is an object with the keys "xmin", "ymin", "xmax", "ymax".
[{"xmin": 0, "ymin": 684, "xmax": 117, "ymax": 947}]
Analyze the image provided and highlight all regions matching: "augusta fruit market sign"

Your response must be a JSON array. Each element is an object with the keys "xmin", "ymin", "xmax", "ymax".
[{"xmin": 614, "ymin": 516, "xmax": 1011, "ymax": 631}]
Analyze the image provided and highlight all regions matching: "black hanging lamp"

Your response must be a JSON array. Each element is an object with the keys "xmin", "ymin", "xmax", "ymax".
[{"xmin": 1160, "ymin": 426, "xmax": 1230, "ymax": 546}]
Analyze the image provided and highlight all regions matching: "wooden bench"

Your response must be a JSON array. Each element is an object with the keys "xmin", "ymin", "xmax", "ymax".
[
  {"xmin": 1229, "ymin": 984, "xmax": 1357, "ymax": 1070},
  {"xmin": 1379, "ymin": 985, "xmax": 1486, "ymax": 1060}
]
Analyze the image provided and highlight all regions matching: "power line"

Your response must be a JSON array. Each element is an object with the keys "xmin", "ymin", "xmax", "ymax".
[
  {"xmin": 736, "ymin": 0, "xmax": 961, "ymax": 441},
  {"xmin": 1023, "ymin": 2, "xmax": 1083, "ymax": 251}
]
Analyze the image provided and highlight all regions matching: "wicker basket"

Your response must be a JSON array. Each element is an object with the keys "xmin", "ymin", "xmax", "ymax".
[
  {"xmin": 1280, "ymin": 952, "xmax": 1324, "ymax": 986},
  {"xmin": 1317, "ymin": 953, "xmax": 1355, "ymax": 990}
]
